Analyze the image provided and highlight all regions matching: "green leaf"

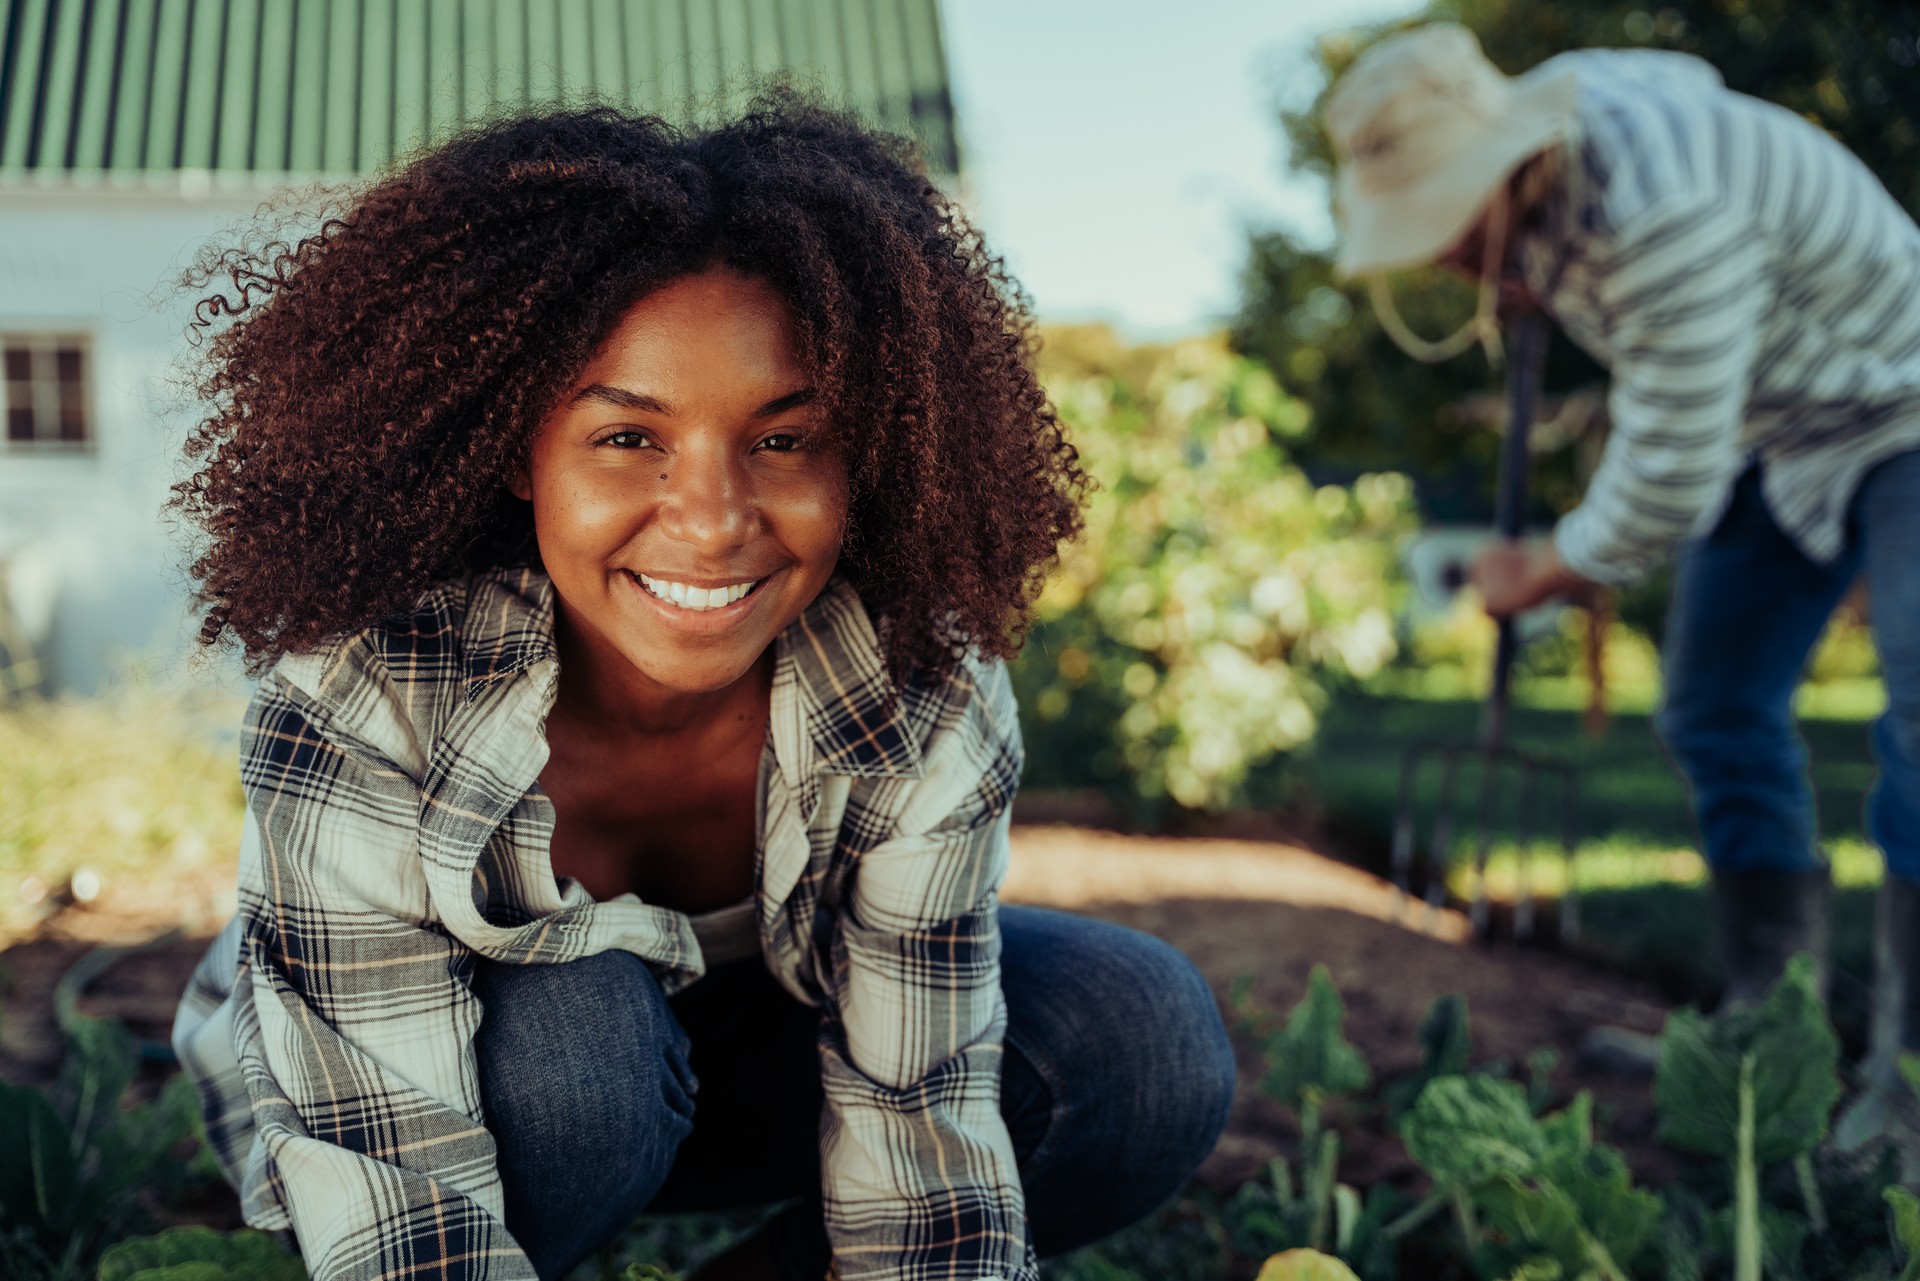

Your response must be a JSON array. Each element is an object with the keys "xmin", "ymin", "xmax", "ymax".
[
  {"xmin": 1501, "ymin": 1261, "xmax": 1564, "ymax": 1281},
  {"xmin": 1474, "ymin": 1176, "xmax": 1592, "ymax": 1273},
  {"xmin": 55, "ymin": 1017, "xmax": 137, "ymax": 1153},
  {"xmin": 1899, "ymin": 1051, "xmax": 1920, "ymax": 1101},
  {"xmin": 0, "ymin": 1080, "xmax": 81, "ymax": 1235},
  {"xmin": 1538, "ymin": 1139, "xmax": 1662, "ymax": 1270},
  {"xmin": 1260, "ymin": 966, "xmax": 1372, "ymax": 1111},
  {"xmin": 617, "ymin": 1267, "xmax": 682, "ymax": 1281},
  {"xmin": 1889, "ymin": 1186, "xmax": 1920, "ymax": 1281},
  {"xmin": 1401, "ymin": 1075, "xmax": 1542, "ymax": 1191},
  {"xmin": 97, "ymin": 1226, "xmax": 307, "ymax": 1281},
  {"xmin": 1386, "ymin": 994, "xmax": 1471, "ymax": 1124},
  {"xmin": 1535, "ymin": 1091, "xmax": 1593, "ymax": 1162},
  {"xmin": 1654, "ymin": 954, "xmax": 1840, "ymax": 1163}
]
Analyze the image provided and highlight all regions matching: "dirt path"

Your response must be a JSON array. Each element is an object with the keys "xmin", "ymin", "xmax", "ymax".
[{"xmin": 0, "ymin": 825, "xmax": 1683, "ymax": 1202}]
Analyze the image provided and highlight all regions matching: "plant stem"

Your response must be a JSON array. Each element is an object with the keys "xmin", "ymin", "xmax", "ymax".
[
  {"xmin": 1300, "ymin": 1087, "xmax": 1322, "ymax": 1152},
  {"xmin": 1735, "ymin": 1053, "xmax": 1760, "ymax": 1281},
  {"xmin": 1794, "ymin": 1152, "xmax": 1828, "ymax": 1234},
  {"xmin": 1453, "ymin": 1190, "xmax": 1481, "ymax": 1249},
  {"xmin": 1308, "ymin": 1131, "xmax": 1341, "ymax": 1251},
  {"xmin": 1383, "ymin": 1190, "xmax": 1449, "ymax": 1241}
]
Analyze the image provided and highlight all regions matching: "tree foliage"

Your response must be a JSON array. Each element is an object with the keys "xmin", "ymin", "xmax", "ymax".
[{"xmin": 1233, "ymin": 0, "xmax": 1920, "ymax": 522}]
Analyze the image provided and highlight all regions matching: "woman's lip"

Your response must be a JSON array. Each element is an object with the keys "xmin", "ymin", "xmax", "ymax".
[{"xmin": 618, "ymin": 568, "xmax": 777, "ymax": 632}]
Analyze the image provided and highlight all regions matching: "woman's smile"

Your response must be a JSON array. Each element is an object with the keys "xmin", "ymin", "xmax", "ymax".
[
  {"xmin": 629, "ymin": 571, "xmax": 765, "ymax": 611},
  {"xmin": 617, "ymin": 566, "xmax": 782, "ymax": 636}
]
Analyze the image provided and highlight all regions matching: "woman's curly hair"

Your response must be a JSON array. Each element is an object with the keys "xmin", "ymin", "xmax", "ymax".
[{"xmin": 173, "ymin": 92, "xmax": 1084, "ymax": 683}]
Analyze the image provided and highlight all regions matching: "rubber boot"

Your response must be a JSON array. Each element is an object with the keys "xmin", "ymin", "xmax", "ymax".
[
  {"xmin": 1711, "ymin": 866, "xmax": 1832, "ymax": 1006},
  {"xmin": 1834, "ymin": 876, "xmax": 1920, "ymax": 1180},
  {"xmin": 1579, "ymin": 866, "xmax": 1830, "ymax": 1080}
]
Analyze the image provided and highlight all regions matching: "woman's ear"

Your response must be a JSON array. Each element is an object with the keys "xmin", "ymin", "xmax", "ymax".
[{"xmin": 508, "ymin": 468, "xmax": 532, "ymax": 503}]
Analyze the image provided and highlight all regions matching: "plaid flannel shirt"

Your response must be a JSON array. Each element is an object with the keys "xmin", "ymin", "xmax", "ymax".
[{"xmin": 171, "ymin": 565, "xmax": 1036, "ymax": 1281}]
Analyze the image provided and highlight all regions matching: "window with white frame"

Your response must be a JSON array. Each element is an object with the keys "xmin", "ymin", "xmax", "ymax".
[{"xmin": 4, "ymin": 334, "xmax": 92, "ymax": 450}]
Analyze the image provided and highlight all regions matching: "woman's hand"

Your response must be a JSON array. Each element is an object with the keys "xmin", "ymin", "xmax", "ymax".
[{"xmin": 1469, "ymin": 537, "xmax": 1597, "ymax": 617}]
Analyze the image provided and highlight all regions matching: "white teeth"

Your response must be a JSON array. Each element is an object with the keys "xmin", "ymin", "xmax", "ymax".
[{"xmin": 635, "ymin": 573, "xmax": 759, "ymax": 611}]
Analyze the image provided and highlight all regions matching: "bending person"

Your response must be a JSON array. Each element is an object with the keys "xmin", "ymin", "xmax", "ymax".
[{"xmin": 1324, "ymin": 27, "xmax": 1920, "ymax": 1085}]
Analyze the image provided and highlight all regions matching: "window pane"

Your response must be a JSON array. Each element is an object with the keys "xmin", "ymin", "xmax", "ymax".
[
  {"xmin": 7, "ymin": 407, "xmax": 34, "ymax": 441},
  {"xmin": 58, "ymin": 384, "xmax": 86, "ymax": 441},
  {"xmin": 5, "ymin": 377, "xmax": 30, "ymax": 412},
  {"xmin": 3, "ymin": 348, "xmax": 29, "ymax": 382},
  {"xmin": 55, "ymin": 348, "xmax": 83, "ymax": 383}
]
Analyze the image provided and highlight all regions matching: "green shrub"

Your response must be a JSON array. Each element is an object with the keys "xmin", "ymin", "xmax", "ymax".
[{"xmin": 1017, "ymin": 329, "xmax": 1416, "ymax": 812}]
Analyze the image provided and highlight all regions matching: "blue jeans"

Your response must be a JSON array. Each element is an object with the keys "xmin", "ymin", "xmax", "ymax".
[
  {"xmin": 470, "ymin": 906, "xmax": 1237, "ymax": 1280},
  {"xmin": 1656, "ymin": 450, "xmax": 1920, "ymax": 882}
]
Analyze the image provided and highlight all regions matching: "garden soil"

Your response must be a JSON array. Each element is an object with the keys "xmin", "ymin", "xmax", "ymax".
[{"xmin": 0, "ymin": 823, "xmax": 1689, "ymax": 1217}]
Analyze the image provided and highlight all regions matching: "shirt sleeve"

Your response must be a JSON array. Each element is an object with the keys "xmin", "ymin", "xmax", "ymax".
[
  {"xmin": 1552, "ymin": 198, "xmax": 1774, "ymax": 584},
  {"xmin": 817, "ymin": 660, "xmax": 1039, "ymax": 1281},
  {"xmin": 226, "ymin": 673, "xmax": 537, "ymax": 1281}
]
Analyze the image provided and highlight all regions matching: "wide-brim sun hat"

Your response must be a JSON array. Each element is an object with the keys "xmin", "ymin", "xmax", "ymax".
[{"xmin": 1327, "ymin": 24, "xmax": 1579, "ymax": 279}]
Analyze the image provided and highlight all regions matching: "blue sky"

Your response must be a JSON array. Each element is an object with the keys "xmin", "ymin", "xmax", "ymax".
[{"xmin": 940, "ymin": 0, "xmax": 1422, "ymax": 337}]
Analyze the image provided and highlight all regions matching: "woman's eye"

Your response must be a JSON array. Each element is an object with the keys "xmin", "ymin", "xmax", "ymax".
[
  {"xmin": 758, "ymin": 432, "xmax": 801, "ymax": 453},
  {"xmin": 602, "ymin": 430, "xmax": 654, "ymax": 450}
]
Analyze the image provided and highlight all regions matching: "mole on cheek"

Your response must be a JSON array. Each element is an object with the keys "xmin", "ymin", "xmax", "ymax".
[{"xmin": 659, "ymin": 473, "xmax": 667, "ymax": 481}]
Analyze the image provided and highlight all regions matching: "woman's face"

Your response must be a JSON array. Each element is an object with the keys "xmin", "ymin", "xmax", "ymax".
[{"xmin": 515, "ymin": 268, "xmax": 848, "ymax": 699}]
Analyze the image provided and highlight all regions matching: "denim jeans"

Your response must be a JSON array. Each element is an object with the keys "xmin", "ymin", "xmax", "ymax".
[
  {"xmin": 1656, "ymin": 449, "xmax": 1920, "ymax": 882},
  {"xmin": 470, "ymin": 905, "xmax": 1237, "ymax": 1280}
]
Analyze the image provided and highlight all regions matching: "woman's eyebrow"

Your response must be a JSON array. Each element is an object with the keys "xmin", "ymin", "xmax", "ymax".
[
  {"xmin": 573, "ymin": 383, "xmax": 670, "ymax": 413},
  {"xmin": 755, "ymin": 388, "xmax": 817, "ymax": 417},
  {"xmin": 569, "ymin": 386, "xmax": 815, "ymax": 417}
]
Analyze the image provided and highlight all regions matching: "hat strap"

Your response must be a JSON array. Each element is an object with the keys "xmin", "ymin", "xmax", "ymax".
[{"xmin": 1366, "ymin": 185, "xmax": 1508, "ymax": 368}]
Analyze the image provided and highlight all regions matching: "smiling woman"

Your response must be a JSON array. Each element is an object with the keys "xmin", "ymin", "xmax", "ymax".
[{"xmin": 161, "ymin": 96, "xmax": 1234, "ymax": 1281}]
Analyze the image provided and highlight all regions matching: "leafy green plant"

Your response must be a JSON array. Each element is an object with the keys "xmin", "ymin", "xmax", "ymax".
[
  {"xmin": 0, "ymin": 1011, "xmax": 203, "ymax": 1281},
  {"xmin": 1654, "ymin": 955, "xmax": 1841, "ymax": 1281},
  {"xmin": 96, "ymin": 1225, "xmax": 305, "ymax": 1280},
  {"xmin": 1400, "ymin": 1077, "xmax": 1661, "ymax": 1280},
  {"xmin": 1228, "ymin": 968, "xmax": 1399, "ymax": 1276}
]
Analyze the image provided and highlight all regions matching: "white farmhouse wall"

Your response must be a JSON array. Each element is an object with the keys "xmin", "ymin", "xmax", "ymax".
[{"xmin": 1, "ymin": 181, "xmax": 315, "ymax": 695}]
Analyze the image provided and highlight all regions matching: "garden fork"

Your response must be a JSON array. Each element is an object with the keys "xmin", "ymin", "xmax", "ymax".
[{"xmin": 1391, "ymin": 313, "xmax": 1581, "ymax": 942}]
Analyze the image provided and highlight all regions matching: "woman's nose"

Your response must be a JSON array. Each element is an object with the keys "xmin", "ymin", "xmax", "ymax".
[{"xmin": 656, "ymin": 445, "xmax": 754, "ymax": 552}]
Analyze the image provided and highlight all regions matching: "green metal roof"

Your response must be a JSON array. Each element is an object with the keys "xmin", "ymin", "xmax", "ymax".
[{"xmin": 0, "ymin": 0, "xmax": 958, "ymax": 181}]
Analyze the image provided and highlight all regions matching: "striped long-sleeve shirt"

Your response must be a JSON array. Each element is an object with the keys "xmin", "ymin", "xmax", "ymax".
[
  {"xmin": 1515, "ymin": 50, "xmax": 1920, "ymax": 583},
  {"xmin": 170, "ymin": 565, "xmax": 1036, "ymax": 1281}
]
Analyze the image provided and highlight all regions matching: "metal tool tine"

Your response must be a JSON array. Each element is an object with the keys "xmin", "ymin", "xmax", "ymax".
[
  {"xmin": 1390, "ymin": 745, "xmax": 1425, "ymax": 918},
  {"xmin": 1469, "ymin": 752, "xmax": 1501, "ymax": 938},
  {"xmin": 1514, "ymin": 761, "xmax": 1538, "ymax": 941},
  {"xmin": 1426, "ymin": 748, "xmax": 1462, "ymax": 932},
  {"xmin": 1559, "ymin": 770, "xmax": 1581, "ymax": 942}
]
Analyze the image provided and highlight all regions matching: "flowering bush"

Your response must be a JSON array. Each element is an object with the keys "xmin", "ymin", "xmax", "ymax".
[{"xmin": 1014, "ymin": 329, "xmax": 1416, "ymax": 811}]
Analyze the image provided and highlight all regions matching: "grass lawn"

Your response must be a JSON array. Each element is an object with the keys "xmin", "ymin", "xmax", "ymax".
[{"xmin": 1301, "ymin": 686, "xmax": 1886, "ymax": 1038}]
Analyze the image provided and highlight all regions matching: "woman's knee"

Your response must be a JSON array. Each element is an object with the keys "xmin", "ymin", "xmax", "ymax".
[
  {"xmin": 999, "ymin": 909, "xmax": 1235, "ymax": 1253},
  {"xmin": 472, "ymin": 948, "xmax": 696, "ymax": 1266}
]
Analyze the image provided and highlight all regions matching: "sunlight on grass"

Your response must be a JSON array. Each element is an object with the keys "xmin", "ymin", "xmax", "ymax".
[
  {"xmin": 0, "ymin": 685, "xmax": 246, "ymax": 940},
  {"xmin": 1444, "ymin": 835, "xmax": 1884, "ymax": 902}
]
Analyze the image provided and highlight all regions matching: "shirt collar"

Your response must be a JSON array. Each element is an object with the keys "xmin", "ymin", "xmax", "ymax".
[
  {"xmin": 460, "ymin": 564, "xmax": 560, "ymax": 697},
  {"xmin": 458, "ymin": 565, "xmax": 921, "ymax": 779}
]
